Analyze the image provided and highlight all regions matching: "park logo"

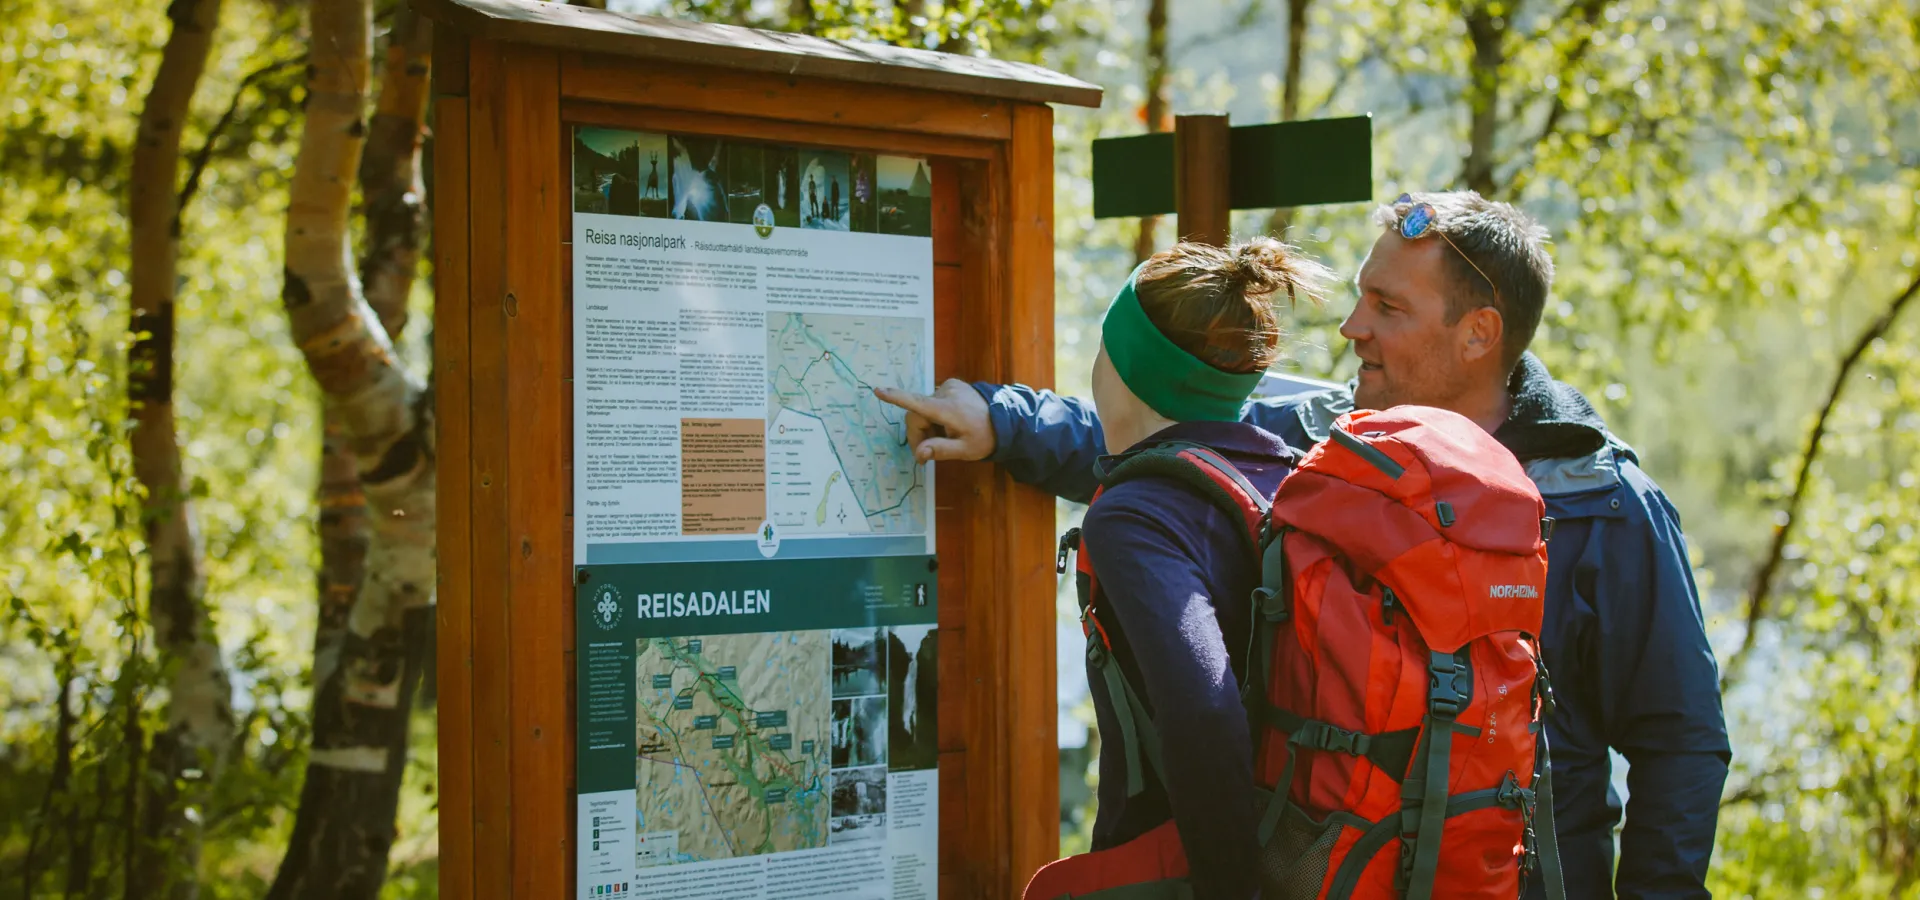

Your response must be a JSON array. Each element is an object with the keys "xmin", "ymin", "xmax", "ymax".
[
  {"xmin": 591, "ymin": 583, "xmax": 624, "ymax": 631},
  {"xmin": 756, "ymin": 519, "xmax": 780, "ymax": 558},
  {"xmin": 753, "ymin": 203, "xmax": 775, "ymax": 239}
]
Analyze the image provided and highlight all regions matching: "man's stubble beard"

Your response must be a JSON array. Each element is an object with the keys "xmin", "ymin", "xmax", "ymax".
[{"xmin": 1355, "ymin": 357, "xmax": 1469, "ymax": 415}]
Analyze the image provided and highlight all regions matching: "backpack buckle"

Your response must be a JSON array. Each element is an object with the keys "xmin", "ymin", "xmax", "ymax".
[
  {"xmin": 1056, "ymin": 527, "xmax": 1081, "ymax": 575},
  {"xmin": 1533, "ymin": 657, "xmax": 1558, "ymax": 717},
  {"xmin": 1428, "ymin": 652, "xmax": 1467, "ymax": 717},
  {"xmin": 1084, "ymin": 639, "xmax": 1109, "ymax": 668},
  {"xmin": 1496, "ymin": 771, "xmax": 1528, "ymax": 809},
  {"xmin": 1251, "ymin": 585, "xmax": 1290, "ymax": 622},
  {"xmin": 1296, "ymin": 722, "xmax": 1370, "ymax": 757}
]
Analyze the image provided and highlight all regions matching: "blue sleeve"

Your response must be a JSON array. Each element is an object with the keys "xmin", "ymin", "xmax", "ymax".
[
  {"xmin": 972, "ymin": 382, "xmax": 1107, "ymax": 504},
  {"xmin": 1600, "ymin": 467, "xmax": 1732, "ymax": 899},
  {"xmin": 971, "ymin": 382, "xmax": 1314, "ymax": 505},
  {"xmin": 1082, "ymin": 488, "xmax": 1260, "ymax": 900}
]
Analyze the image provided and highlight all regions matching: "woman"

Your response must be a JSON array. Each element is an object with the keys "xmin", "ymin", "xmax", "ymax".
[{"xmin": 1047, "ymin": 238, "xmax": 1330, "ymax": 899}]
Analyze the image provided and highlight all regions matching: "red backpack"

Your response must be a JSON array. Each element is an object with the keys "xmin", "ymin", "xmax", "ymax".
[{"xmin": 1025, "ymin": 406, "xmax": 1566, "ymax": 900}]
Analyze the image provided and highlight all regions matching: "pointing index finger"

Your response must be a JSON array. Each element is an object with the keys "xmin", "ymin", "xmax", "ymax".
[{"xmin": 873, "ymin": 385, "xmax": 942, "ymax": 419}]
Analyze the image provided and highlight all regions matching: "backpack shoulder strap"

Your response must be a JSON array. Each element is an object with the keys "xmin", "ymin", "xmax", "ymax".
[
  {"xmin": 1095, "ymin": 442, "xmax": 1300, "ymax": 771},
  {"xmin": 1078, "ymin": 443, "xmax": 1273, "ymax": 801},
  {"xmin": 1094, "ymin": 442, "xmax": 1270, "ymax": 557}
]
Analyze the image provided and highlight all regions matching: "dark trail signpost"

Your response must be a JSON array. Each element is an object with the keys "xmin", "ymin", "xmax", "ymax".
[{"xmin": 1092, "ymin": 113, "xmax": 1374, "ymax": 245}]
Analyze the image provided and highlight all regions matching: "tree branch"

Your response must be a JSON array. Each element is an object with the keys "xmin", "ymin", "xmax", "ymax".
[
  {"xmin": 1305, "ymin": 42, "xmax": 1376, "ymax": 119},
  {"xmin": 1168, "ymin": 0, "xmax": 1267, "ymax": 58},
  {"xmin": 175, "ymin": 54, "xmax": 306, "ymax": 227},
  {"xmin": 19, "ymin": 645, "xmax": 75, "ymax": 897},
  {"xmin": 1725, "ymin": 265, "xmax": 1920, "ymax": 684},
  {"xmin": 1135, "ymin": 0, "xmax": 1170, "ymax": 263},
  {"xmin": 1457, "ymin": 0, "xmax": 1515, "ymax": 195},
  {"xmin": 1265, "ymin": 0, "xmax": 1314, "ymax": 236},
  {"xmin": 1720, "ymin": 775, "xmax": 1778, "ymax": 809},
  {"xmin": 1497, "ymin": 0, "xmax": 1612, "ymax": 200},
  {"xmin": 357, "ymin": 4, "xmax": 431, "ymax": 340}
]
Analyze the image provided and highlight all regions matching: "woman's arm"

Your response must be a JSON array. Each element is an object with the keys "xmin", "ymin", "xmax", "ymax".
[{"xmin": 1082, "ymin": 487, "xmax": 1260, "ymax": 900}]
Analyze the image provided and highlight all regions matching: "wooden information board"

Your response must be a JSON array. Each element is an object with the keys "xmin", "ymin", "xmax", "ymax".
[{"xmin": 420, "ymin": 1, "xmax": 1101, "ymax": 896}]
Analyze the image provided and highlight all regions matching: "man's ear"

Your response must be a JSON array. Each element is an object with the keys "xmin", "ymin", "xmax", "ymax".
[{"xmin": 1460, "ymin": 305, "xmax": 1506, "ymax": 364}]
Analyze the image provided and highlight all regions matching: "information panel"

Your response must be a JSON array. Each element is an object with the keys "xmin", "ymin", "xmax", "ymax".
[{"xmin": 570, "ymin": 126, "xmax": 939, "ymax": 900}]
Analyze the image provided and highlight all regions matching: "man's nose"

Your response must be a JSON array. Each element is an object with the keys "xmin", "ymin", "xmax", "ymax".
[{"xmin": 1338, "ymin": 309, "xmax": 1366, "ymax": 342}]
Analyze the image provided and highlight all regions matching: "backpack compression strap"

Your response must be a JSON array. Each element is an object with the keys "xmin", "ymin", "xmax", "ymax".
[{"xmin": 1397, "ymin": 648, "xmax": 1474, "ymax": 900}]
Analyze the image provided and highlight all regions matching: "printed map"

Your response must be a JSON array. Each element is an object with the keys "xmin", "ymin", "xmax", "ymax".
[
  {"xmin": 634, "ymin": 632, "xmax": 829, "ymax": 864},
  {"xmin": 766, "ymin": 313, "xmax": 927, "ymax": 535}
]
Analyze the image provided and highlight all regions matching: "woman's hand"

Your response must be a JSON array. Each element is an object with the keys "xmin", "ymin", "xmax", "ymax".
[{"xmin": 873, "ymin": 380, "xmax": 995, "ymax": 464}]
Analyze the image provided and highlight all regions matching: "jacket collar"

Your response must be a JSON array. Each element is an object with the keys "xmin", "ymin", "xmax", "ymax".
[
  {"xmin": 1292, "ymin": 352, "xmax": 1633, "ymax": 497},
  {"xmin": 1493, "ymin": 352, "xmax": 1611, "ymax": 463},
  {"xmin": 1119, "ymin": 419, "xmax": 1299, "ymax": 462}
]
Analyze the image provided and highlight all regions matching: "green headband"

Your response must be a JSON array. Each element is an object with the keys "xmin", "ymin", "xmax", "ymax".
[{"xmin": 1100, "ymin": 263, "xmax": 1265, "ymax": 422}]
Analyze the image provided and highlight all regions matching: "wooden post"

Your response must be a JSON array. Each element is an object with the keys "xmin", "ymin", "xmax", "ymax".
[{"xmin": 1173, "ymin": 113, "xmax": 1231, "ymax": 245}]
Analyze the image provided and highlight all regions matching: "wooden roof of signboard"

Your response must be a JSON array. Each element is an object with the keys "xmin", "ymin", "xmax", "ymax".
[{"xmin": 415, "ymin": 0, "xmax": 1104, "ymax": 108}]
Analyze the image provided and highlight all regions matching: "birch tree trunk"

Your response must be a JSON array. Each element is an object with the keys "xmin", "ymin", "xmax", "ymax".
[
  {"xmin": 126, "ymin": 0, "xmax": 233, "ymax": 895},
  {"xmin": 268, "ymin": 0, "xmax": 437, "ymax": 894}
]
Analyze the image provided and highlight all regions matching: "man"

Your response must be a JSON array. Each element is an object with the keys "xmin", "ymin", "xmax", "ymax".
[{"xmin": 876, "ymin": 192, "xmax": 1731, "ymax": 899}]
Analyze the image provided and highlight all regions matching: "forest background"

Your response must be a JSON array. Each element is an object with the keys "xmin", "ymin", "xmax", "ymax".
[{"xmin": 1, "ymin": 0, "xmax": 1916, "ymax": 897}]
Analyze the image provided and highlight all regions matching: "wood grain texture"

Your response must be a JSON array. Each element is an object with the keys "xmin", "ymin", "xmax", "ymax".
[
  {"xmin": 929, "ymin": 156, "xmax": 987, "ymax": 896},
  {"xmin": 559, "ymin": 100, "xmax": 998, "ymax": 162},
  {"xmin": 463, "ymin": 37, "xmax": 513, "ymax": 900},
  {"xmin": 558, "ymin": 159, "xmax": 579, "ymax": 815},
  {"xmin": 938, "ymin": 749, "xmax": 970, "ymax": 900},
  {"xmin": 1174, "ymin": 113, "xmax": 1232, "ymax": 246},
  {"xmin": 1004, "ymin": 102, "xmax": 1062, "ymax": 890},
  {"xmin": 563, "ymin": 58, "xmax": 1013, "ymax": 141},
  {"xmin": 955, "ymin": 152, "xmax": 1012, "ymax": 899},
  {"xmin": 935, "ymin": 625, "xmax": 967, "ymax": 755},
  {"xmin": 416, "ymin": 0, "xmax": 1101, "ymax": 107},
  {"xmin": 497, "ymin": 42, "xmax": 569, "ymax": 900},
  {"xmin": 933, "ymin": 168, "xmax": 964, "ymax": 266},
  {"xmin": 430, "ymin": 88, "xmax": 474, "ymax": 900},
  {"xmin": 435, "ymin": 32, "xmax": 468, "ymax": 98}
]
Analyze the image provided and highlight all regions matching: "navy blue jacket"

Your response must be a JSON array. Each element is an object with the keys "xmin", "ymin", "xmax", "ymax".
[
  {"xmin": 981, "ymin": 353, "xmax": 1731, "ymax": 900},
  {"xmin": 1077, "ymin": 421, "xmax": 1296, "ymax": 900}
]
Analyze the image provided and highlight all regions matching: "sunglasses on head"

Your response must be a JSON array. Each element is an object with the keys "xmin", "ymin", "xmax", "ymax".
[{"xmin": 1393, "ymin": 193, "xmax": 1501, "ymax": 306}]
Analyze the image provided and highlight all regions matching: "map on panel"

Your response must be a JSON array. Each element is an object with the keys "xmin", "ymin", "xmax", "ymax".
[
  {"xmin": 633, "ymin": 633, "xmax": 830, "ymax": 865},
  {"xmin": 766, "ymin": 313, "xmax": 928, "ymax": 536}
]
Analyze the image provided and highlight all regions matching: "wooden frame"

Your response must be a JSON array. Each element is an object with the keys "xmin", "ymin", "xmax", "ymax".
[{"xmin": 428, "ymin": 2, "xmax": 1099, "ymax": 897}]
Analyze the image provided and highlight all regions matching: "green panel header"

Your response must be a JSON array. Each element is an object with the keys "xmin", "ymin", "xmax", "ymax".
[{"xmin": 578, "ymin": 554, "xmax": 937, "ymax": 640}]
